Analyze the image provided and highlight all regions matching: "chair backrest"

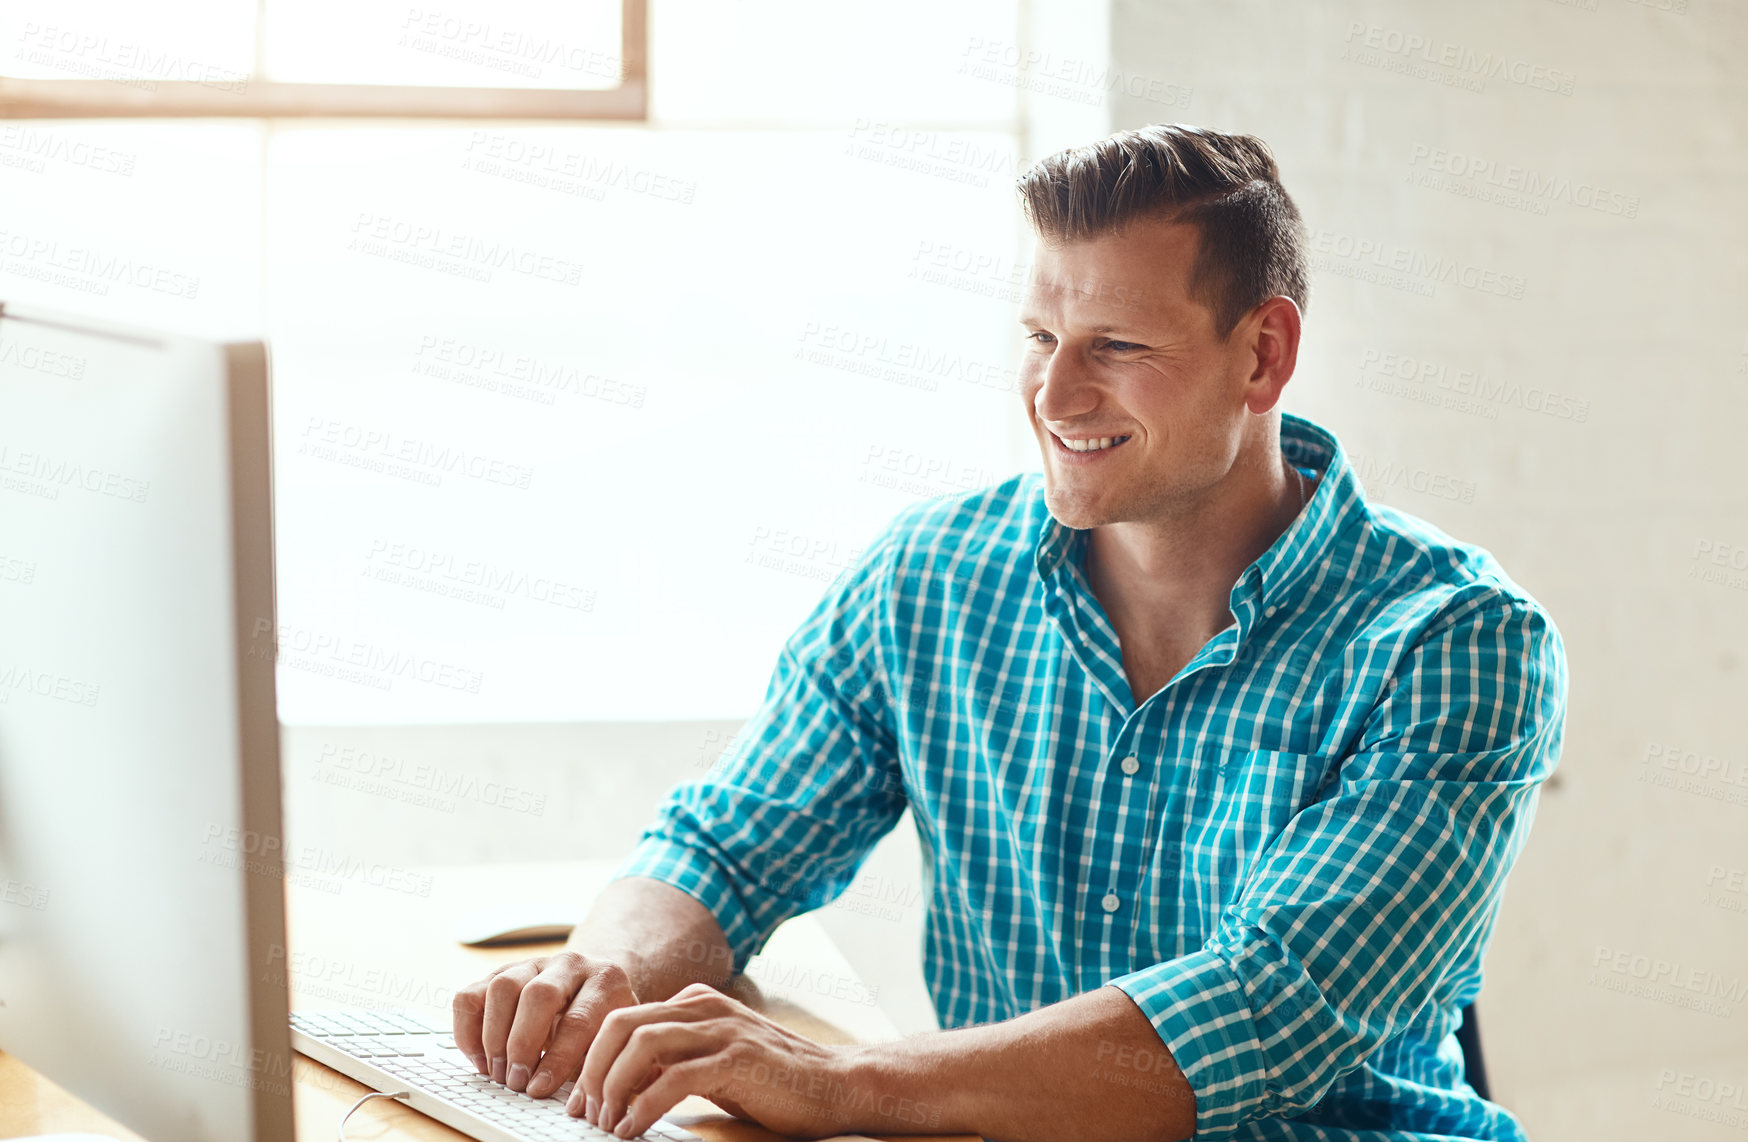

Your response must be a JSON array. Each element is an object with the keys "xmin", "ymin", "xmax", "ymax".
[{"xmin": 1454, "ymin": 1001, "xmax": 1490, "ymax": 1102}]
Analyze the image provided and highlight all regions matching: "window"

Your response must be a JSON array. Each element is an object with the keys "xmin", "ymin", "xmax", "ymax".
[
  {"xmin": 0, "ymin": 0, "xmax": 645, "ymax": 117},
  {"xmin": 1, "ymin": 0, "xmax": 1034, "ymax": 723}
]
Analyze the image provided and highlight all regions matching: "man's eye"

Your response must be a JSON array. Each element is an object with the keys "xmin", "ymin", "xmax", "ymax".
[
  {"xmin": 1025, "ymin": 331, "xmax": 1055, "ymax": 345},
  {"xmin": 1105, "ymin": 340, "xmax": 1142, "ymax": 352}
]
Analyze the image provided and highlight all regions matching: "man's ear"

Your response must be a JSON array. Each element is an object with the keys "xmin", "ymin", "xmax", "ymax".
[{"xmin": 1241, "ymin": 295, "xmax": 1303, "ymax": 415}]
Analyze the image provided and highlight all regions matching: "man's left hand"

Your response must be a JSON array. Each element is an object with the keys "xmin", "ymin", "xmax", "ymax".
[{"xmin": 571, "ymin": 981, "xmax": 859, "ymax": 1139}]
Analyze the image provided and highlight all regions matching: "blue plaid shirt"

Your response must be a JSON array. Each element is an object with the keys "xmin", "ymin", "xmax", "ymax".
[{"xmin": 617, "ymin": 412, "xmax": 1566, "ymax": 1141}]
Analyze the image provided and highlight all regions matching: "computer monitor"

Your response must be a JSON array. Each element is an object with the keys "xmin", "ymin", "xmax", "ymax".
[{"xmin": 0, "ymin": 302, "xmax": 293, "ymax": 1142}]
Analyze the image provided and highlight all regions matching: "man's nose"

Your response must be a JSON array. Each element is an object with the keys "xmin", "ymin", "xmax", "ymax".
[{"xmin": 1030, "ymin": 349, "xmax": 1100, "ymax": 424}]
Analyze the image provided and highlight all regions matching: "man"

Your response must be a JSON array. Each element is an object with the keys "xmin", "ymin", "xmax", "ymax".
[{"xmin": 453, "ymin": 123, "xmax": 1566, "ymax": 1142}]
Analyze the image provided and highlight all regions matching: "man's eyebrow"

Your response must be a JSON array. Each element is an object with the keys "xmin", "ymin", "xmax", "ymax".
[{"xmin": 1018, "ymin": 316, "xmax": 1142, "ymax": 337}]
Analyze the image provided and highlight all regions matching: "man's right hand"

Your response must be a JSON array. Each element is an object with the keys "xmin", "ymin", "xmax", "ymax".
[{"xmin": 452, "ymin": 950, "xmax": 640, "ymax": 1100}]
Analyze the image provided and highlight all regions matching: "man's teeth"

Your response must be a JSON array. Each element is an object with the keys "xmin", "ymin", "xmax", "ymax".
[{"xmin": 1061, "ymin": 435, "xmax": 1129, "ymax": 453}]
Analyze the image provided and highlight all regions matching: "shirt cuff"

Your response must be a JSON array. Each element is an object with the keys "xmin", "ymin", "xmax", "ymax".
[
  {"xmin": 612, "ymin": 838, "xmax": 764, "ymax": 972},
  {"xmin": 1108, "ymin": 946, "xmax": 1273, "ymax": 1137}
]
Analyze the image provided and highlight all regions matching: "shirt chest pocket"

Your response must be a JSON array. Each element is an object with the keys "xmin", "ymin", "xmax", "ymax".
[{"xmin": 1179, "ymin": 749, "xmax": 1321, "ymax": 917}]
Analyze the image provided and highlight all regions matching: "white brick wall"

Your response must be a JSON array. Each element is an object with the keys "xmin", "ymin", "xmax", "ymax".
[
  {"xmin": 1101, "ymin": 0, "xmax": 1747, "ymax": 1135},
  {"xmin": 281, "ymin": 2, "xmax": 1748, "ymax": 1135}
]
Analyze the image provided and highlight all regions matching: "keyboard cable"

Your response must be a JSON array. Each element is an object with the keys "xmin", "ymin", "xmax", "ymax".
[{"xmin": 337, "ymin": 1089, "xmax": 412, "ymax": 1141}]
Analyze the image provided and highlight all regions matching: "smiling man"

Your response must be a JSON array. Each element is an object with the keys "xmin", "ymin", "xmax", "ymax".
[{"xmin": 453, "ymin": 124, "xmax": 1566, "ymax": 1142}]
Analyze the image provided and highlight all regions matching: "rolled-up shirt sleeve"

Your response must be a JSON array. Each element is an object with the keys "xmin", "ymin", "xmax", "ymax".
[
  {"xmin": 1109, "ymin": 591, "xmax": 1567, "ymax": 1136},
  {"xmin": 612, "ymin": 519, "xmax": 911, "ymax": 972}
]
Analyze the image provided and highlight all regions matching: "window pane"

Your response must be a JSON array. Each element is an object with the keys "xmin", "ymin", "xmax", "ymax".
[
  {"xmin": 264, "ymin": 125, "xmax": 1024, "ymax": 723},
  {"xmin": 652, "ymin": 0, "xmax": 1020, "ymax": 126},
  {"xmin": 0, "ymin": 121, "xmax": 263, "ymax": 340},
  {"xmin": 1, "ymin": 0, "xmax": 253, "ymax": 87},
  {"xmin": 264, "ymin": 0, "xmax": 622, "ymax": 89}
]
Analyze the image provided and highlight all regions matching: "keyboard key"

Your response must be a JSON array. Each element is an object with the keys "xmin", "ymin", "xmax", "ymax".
[{"xmin": 293, "ymin": 1009, "xmax": 697, "ymax": 1140}]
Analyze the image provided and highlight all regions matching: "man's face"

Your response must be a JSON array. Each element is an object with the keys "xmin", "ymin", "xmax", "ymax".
[{"xmin": 1018, "ymin": 218, "xmax": 1265, "ymax": 530}]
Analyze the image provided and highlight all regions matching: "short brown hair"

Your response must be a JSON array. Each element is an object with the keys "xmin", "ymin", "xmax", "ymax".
[{"xmin": 1016, "ymin": 123, "xmax": 1309, "ymax": 339}]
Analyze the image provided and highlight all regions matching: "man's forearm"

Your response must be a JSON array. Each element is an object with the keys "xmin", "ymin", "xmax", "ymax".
[
  {"xmin": 565, "ymin": 876, "xmax": 734, "ymax": 1001},
  {"xmin": 848, "ymin": 985, "xmax": 1196, "ymax": 1142},
  {"xmin": 560, "ymin": 880, "xmax": 1198, "ymax": 1140}
]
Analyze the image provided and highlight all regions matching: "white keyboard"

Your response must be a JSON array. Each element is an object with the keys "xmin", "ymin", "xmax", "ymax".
[{"xmin": 290, "ymin": 1008, "xmax": 704, "ymax": 1142}]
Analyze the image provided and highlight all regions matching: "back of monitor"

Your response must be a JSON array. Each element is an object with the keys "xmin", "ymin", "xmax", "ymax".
[{"xmin": 0, "ymin": 303, "xmax": 292, "ymax": 1142}]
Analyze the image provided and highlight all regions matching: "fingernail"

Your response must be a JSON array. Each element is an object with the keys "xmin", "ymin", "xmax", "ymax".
[
  {"xmin": 566, "ymin": 1091, "xmax": 583, "ymax": 1116},
  {"xmin": 507, "ymin": 1063, "xmax": 529, "ymax": 1091},
  {"xmin": 585, "ymin": 1095, "xmax": 599, "ymax": 1124},
  {"xmin": 467, "ymin": 1053, "xmax": 487, "ymax": 1076},
  {"xmin": 601, "ymin": 1103, "xmax": 617, "ymax": 1131},
  {"xmin": 490, "ymin": 1056, "xmax": 506, "ymax": 1084},
  {"xmin": 526, "ymin": 1070, "xmax": 552, "ymax": 1098},
  {"xmin": 615, "ymin": 1117, "xmax": 635, "ymax": 1138}
]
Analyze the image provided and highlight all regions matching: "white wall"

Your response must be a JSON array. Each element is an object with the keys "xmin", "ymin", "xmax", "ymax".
[
  {"xmin": 240, "ymin": 0, "xmax": 1748, "ymax": 1134},
  {"xmin": 0, "ymin": 0, "xmax": 1032, "ymax": 726},
  {"xmin": 1100, "ymin": 0, "xmax": 1746, "ymax": 1136},
  {"xmin": 277, "ymin": 720, "xmax": 944, "ymax": 1035}
]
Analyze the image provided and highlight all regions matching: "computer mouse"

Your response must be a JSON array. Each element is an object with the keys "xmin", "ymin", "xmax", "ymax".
[{"xmin": 453, "ymin": 907, "xmax": 577, "ymax": 948}]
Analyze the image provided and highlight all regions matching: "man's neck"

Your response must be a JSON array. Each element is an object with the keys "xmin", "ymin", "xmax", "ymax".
[{"xmin": 1083, "ymin": 451, "xmax": 1307, "ymax": 699}]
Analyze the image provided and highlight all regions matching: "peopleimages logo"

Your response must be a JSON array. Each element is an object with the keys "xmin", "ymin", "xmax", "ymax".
[
  {"xmin": 1406, "ymin": 144, "xmax": 1638, "ymax": 218},
  {"xmin": 1311, "ymin": 230, "xmax": 1527, "ymax": 300},
  {"xmin": 1341, "ymin": 22, "xmax": 1576, "ymax": 95},
  {"xmin": 14, "ymin": 21, "xmax": 249, "ymax": 93},
  {"xmin": 248, "ymin": 617, "xmax": 486, "ymax": 695},
  {"xmin": 315, "ymin": 742, "xmax": 548, "ymax": 817},
  {"xmin": 1355, "ymin": 349, "xmax": 1589, "ymax": 422},
  {"xmin": 0, "ymin": 125, "xmax": 137, "ymax": 176},
  {"xmin": 199, "ymin": 825, "xmax": 436, "ymax": 898},
  {"xmin": 1651, "ymin": 1069, "xmax": 1748, "ymax": 1130},
  {"xmin": 398, "ymin": 7, "xmax": 623, "ymax": 82},
  {"xmin": 0, "ymin": 335, "xmax": 86, "ymax": 378},
  {"xmin": 0, "ymin": 228, "xmax": 200, "ymax": 299},
  {"xmin": 860, "ymin": 444, "xmax": 1000, "ymax": 498},
  {"xmin": 298, "ymin": 417, "xmax": 534, "ymax": 491},
  {"xmin": 1644, "ymin": 740, "xmax": 1748, "ymax": 787},
  {"xmin": 364, "ymin": 538, "xmax": 594, "ymax": 613},
  {"xmin": 348, "ymin": 212, "xmax": 583, "ymax": 287},
  {"xmin": 0, "ymin": 444, "xmax": 151, "ymax": 501},
  {"xmin": 1589, "ymin": 944, "xmax": 1746, "ymax": 1018},
  {"xmin": 1348, "ymin": 454, "xmax": 1476, "ymax": 505},
  {"xmin": 796, "ymin": 321, "xmax": 1023, "ymax": 396},
  {"xmin": 410, "ymin": 334, "xmax": 646, "ymax": 409},
  {"xmin": 0, "ymin": 663, "xmax": 100, "ymax": 708}
]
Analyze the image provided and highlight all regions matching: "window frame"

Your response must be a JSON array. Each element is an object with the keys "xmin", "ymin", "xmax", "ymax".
[{"xmin": 0, "ymin": 0, "xmax": 645, "ymax": 119}]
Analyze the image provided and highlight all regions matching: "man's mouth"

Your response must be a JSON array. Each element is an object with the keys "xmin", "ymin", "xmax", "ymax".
[{"xmin": 1053, "ymin": 433, "xmax": 1132, "ymax": 454}]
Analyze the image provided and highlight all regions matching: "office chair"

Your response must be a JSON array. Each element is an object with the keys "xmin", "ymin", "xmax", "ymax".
[{"xmin": 1454, "ymin": 1001, "xmax": 1491, "ymax": 1102}]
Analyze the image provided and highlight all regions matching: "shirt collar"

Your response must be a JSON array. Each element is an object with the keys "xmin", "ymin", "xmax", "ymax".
[{"xmin": 1033, "ymin": 411, "xmax": 1364, "ymax": 621}]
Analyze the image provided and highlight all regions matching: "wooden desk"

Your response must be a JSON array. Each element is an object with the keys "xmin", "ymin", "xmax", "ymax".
[{"xmin": 0, "ymin": 860, "xmax": 979, "ymax": 1142}]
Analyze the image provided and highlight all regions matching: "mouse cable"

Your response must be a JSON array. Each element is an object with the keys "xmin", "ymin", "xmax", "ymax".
[{"xmin": 337, "ymin": 1088, "xmax": 412, "ymax": 1140}]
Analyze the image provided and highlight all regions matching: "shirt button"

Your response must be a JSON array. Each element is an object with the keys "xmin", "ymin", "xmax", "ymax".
[
  {"xmin": 1265, "ymin": 605, "xmax": 1278, "ymax": 617},
  {"xmin": 1120, "ymin": 756, "xmax": 1140, "ymax": 776},
  {"xmin": 1101, "ymin": 893, "xmax": 1121, "ymax": 913}
]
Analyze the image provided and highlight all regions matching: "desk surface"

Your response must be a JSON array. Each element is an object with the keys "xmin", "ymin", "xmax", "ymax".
[{"xmin": 0, "ymin": 860, "xmax": 978, "ymax": 1142}]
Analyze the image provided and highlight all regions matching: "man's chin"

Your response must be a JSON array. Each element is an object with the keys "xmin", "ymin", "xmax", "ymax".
[{"xmin": 1041, "ymin": 485, "xmax": 1113, "ymax": 531}]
